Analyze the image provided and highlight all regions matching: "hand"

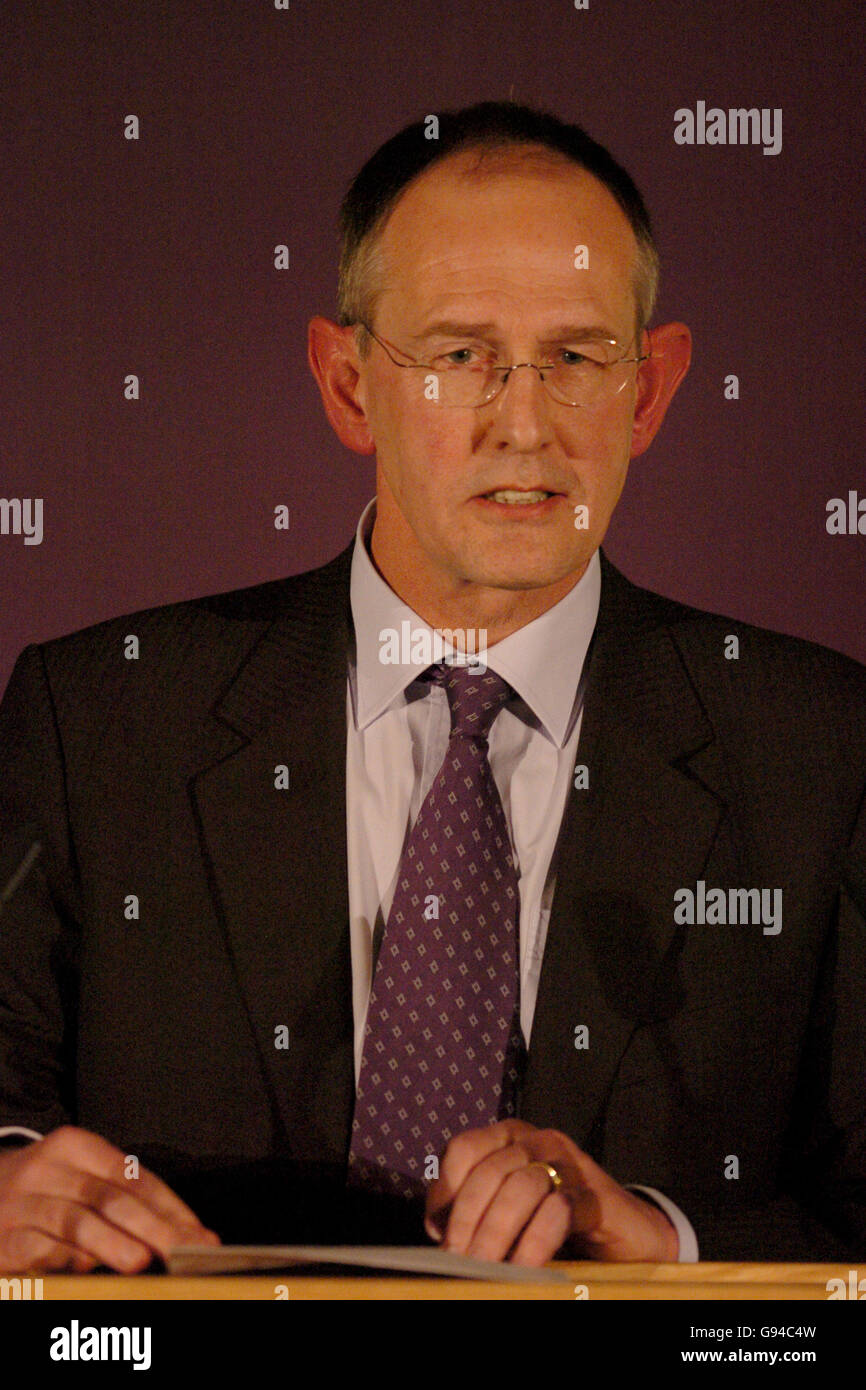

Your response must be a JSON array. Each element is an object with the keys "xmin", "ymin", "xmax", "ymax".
[
  {"xmin": 0, "ymin": 1125, "xmax": 221, "ymax": 1273},
  {"xmin": 424, "ymin": 1119, "xmax": 679, "ymax": 1265}
]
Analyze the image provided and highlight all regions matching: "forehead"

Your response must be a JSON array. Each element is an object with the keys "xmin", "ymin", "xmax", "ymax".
[{"xmin": 374, "ymin": 147, "xmax": 639, "ymax": 332}]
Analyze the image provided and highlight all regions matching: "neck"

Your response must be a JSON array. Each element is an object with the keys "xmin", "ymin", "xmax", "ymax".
[{"xmin": 368, "ymin": 521, "xmax": 589, "ymax": 649}]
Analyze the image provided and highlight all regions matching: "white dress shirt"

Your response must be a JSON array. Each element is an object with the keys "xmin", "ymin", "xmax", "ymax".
[{"xmin": 1, "ymin": 495, "xmax": 698, "ymax": 1260}]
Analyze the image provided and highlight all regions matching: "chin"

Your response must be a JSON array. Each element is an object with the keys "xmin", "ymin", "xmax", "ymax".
[
  {"xmin": 458, "ymin": 563, "xmax": 575, "ymax": 592},
  {"xmin": 466, "ymin": 546, "xmax": 588, "ymax": 588}
]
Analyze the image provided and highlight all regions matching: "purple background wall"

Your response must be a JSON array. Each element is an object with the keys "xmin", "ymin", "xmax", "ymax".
[{"xmin": 3, "ymin": 0, "xmax": 864, "ymax": 693}]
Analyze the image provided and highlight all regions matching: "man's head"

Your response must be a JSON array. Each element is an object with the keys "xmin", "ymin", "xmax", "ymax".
[{"xmin": 309, "ymin": 102, "xmax": 691, "ymax": 638}]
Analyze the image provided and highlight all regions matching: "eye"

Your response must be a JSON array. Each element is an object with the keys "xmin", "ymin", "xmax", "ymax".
[
  {"xmin": 430, "ymin": 345, "xmax": 494, "ymax": 370},
  {"xmin": 559, "ymin": 349, "xmax": 590, "ymax": 366}
]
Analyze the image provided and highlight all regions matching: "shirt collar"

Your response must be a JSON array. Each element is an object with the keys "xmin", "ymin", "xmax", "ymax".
[{"xmin": 349, "ymin": 496, "xmax": 601, "ymax": 747}]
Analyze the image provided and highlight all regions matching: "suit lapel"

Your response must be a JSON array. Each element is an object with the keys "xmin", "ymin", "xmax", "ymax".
[
  {"xmin": 189, "ymin": 544, "xmax": 357, "ymax": 1162},
  {"xmin": 521, "ymin": 552, "xmax": 729, "ymax": 1146}
]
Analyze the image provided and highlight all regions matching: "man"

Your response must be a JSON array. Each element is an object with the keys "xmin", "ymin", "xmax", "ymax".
[{"xmin": 0, "ymin": 103, "xmax": 864, "ymax": 1275}]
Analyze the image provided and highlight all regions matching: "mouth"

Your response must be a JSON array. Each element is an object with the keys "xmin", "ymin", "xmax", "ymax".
[
  {"xmin": 472, "ymin": 487, "xmax": 565, "ymax": 517},
  {"xmin": 479, "ymin": 488, "xmax": 557, "ymax": 504}
]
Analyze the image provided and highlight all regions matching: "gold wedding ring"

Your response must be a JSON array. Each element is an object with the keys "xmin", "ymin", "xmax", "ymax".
[{"xmin": 526, "ymin": 1160, "xmax": 564, "ymax": 1192}]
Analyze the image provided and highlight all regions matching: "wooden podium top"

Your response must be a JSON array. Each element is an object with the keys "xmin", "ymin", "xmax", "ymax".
[{"xmin": 34, "ymin": 1262, "xmax": 853, "ymax": 1301}]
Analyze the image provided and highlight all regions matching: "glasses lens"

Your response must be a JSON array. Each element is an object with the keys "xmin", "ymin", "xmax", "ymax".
[
  {"xmin": 547, "ymin": 345, "xmax": 637, "ymax": 406},
  {"xmin": 429, "ymin": 363, "xmax": 498, "ymax": 407},
  {"xmin": 549, "ymin": 360, "xmax": 614, "ymax": 406}
]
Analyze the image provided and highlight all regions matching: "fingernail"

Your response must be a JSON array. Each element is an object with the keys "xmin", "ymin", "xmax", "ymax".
[{"xmin": 425, "ymin": 1215, "xmax": 444, "ymax": 1242}]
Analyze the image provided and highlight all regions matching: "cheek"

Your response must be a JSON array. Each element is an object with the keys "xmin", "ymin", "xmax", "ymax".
[
  {"xmin": 562, "ymin": 408, "xmax": 632, "ymax": 516},
  {"xmin": 571, "ymin": 399, "xmax": 633, "ymax": 473},
  {"xmin": 389, "ymin": 401, "xmax": 473, "ymax": 484},
  {"xmin": 583, "ymin": 451, "xmax": 630, "ymax": 514},
  {"xmin": 591, "ymin": 392, "xmax": 633, "ymax": 446}
]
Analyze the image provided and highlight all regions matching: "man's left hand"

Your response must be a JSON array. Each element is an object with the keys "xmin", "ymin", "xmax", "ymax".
[{"xmin": 423, "ymin": 1119, "xmax": 679, "ymax": 1265}]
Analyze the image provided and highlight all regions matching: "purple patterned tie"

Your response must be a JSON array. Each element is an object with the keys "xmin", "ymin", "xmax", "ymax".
[{"xmin": 348, "ymin": 662, "xmax": 523, "ymax": 1200}]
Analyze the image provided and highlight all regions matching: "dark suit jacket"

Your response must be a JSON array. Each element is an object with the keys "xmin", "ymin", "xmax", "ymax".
[{"xmin": 1, "ymin": 543, "xmax": 865, "ymax": 1258}]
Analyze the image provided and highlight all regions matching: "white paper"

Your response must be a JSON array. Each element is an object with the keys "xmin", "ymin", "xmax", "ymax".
[{"xmin": 167, "ymin": 1243, "xmax": 571, "ymax": 1283}]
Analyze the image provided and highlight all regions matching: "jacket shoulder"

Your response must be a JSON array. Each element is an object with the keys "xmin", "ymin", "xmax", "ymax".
[
  {"xmin": 44, "ymin": 542, "xmax": 353, "ymax": 649},
  {"xmin": 602, "ymin": 554, "xmax": 866, "ymax": 752},
  {"xmin": 6, "ymin": 542, "xmax": 354, "ymax": 727},
  {"xmin": 605, "ymin": 552, "xmax": 866, "ymax": 674}
]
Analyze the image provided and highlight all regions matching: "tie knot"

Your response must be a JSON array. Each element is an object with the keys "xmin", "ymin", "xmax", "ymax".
[{"xmin": 426, "ymin": 662, "xmax": 512, "ymax": 741}]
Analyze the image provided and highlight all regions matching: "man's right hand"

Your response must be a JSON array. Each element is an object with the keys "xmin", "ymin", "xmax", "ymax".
[{"xmin": 0, "ymin": 1125, "xmax": 221, "ymax": 1273}]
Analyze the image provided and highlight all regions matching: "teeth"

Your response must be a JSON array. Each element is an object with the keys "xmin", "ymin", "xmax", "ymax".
[{"xmin": 485, "ymin": 490, "xmax": 552, "ymax": 504}]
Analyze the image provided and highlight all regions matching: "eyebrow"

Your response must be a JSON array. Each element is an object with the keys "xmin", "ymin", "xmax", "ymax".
[{"xmin": 407, "ymin": 320, "xmax": 621, "ymax": 345}]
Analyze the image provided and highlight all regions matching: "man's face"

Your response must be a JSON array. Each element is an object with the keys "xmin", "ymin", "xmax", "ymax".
[{"xmin": 355, "ymin": 148, "xmax": 646, "ymax": 599}]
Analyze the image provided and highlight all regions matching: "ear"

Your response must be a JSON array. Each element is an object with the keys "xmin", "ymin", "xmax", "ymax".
[
  {"xmin": 629, "ymin": 322, "xmax": 692, "ymax": 458},
  {"xmin": 307, "ymin": 317, "xmax": 376, "ymax": 455}
]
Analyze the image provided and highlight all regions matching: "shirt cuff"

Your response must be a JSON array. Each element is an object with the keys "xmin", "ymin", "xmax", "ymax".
[
  {"xmin": 627, "ymin": 1184, "xmax": 700, "ymax": 1262},
  {"xmin": 0, "ymin": 1126, "xmax": 43, "ymax": 1146}
]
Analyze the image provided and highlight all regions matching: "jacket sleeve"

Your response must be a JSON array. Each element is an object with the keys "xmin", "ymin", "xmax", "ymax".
[{"xmin": 0, "ymin": 644, "xmax": 81, "ymax": 1136}]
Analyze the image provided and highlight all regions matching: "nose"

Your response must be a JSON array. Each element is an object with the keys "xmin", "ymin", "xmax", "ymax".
[{"xmin": 484, "ymin": 363, "xmax": 553, "ymax": 451}]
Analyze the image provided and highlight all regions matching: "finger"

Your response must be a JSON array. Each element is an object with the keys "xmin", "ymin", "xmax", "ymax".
[
  {"xmin": 70, "ymin": 1247, "xmax": 101, "ymax": 1273},
  {"xmin": 10, "ymin": 1155, "xmax": 218, "ymax": 1255},
  {"xmin": 42, "ymin": 1128, "xmax": 214, "ymax": 1234},
  {"xmin": 111, "ymin": 1163, "xmax": 216, "ymax": 1237},
  {"xmin": 7, "ymin": 1192, "xmax": 160, "ymax": 1272},
  {"xmin": 455, "ymin": 1161, "xmax": 561, "ymax": 1261},
  {"xmin": 68, "ymin": 1176, "xmax": 215, "ymax": 1263},
  {"xmin": 507, "ymin": 1190, "xmax": 574, "ymax": 1267},
  {"xmin": 436, "ymin": 1144, "xmax": 534, "ymax": 1253},
  {"xmin": 426, "ymin": 1121, "xmax": 531, "ymax": 1230},
  {"xmin": 9, "ymin": 1178, "xmax": 212, "ymax": 1271},
  {"xmin": 0, "ymin": 1224, "xmax": 99, "ymax": 1274}
]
